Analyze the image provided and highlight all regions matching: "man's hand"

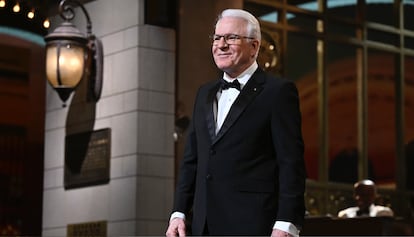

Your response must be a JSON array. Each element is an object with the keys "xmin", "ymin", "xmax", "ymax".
[
  {"xmin": 166, "ymin": 218, "xmax": 186, "ymax": 237},
  {"xmin": 271, "ymin": 228, "xmax": 292, "ymax": 237}
]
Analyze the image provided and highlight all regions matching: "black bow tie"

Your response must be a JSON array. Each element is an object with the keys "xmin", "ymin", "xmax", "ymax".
[{"xmin": 220, "ymin": 79, "xmax": 241, "ymax": 91}]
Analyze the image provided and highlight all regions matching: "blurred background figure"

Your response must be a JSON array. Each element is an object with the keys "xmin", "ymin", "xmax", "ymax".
[{"xmin": 338, "ymin": 179, "xmax": 394, "ymax": 218}]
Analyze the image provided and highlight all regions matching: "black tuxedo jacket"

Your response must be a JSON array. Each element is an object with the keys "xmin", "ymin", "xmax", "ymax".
[{"xmin": 173, "ymin": 68, "xmax": 306, "ymax": 236}]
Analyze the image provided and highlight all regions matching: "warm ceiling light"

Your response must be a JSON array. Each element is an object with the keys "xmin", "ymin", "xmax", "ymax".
[
  {"xmin": 13, "ymin": 2, "xmax": 20, "ymax": 12},
  {"xmin": 44, "ymin": 0, "xmax": 103, "ymax": 106},
  {"xmin": 27, "ymin": 9, "xmax": 35, "ymax": 19},
  {"xmin": 43, "ymin": 18, "xmax": 50, "ymax": 28},
  {"xmin": 0, "ymin": 0, "xmax": 6, "ymax": 8}
]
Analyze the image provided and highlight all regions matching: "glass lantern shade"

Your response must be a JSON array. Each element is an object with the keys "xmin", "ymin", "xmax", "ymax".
[
  {"xmin": 44, "ymin": 21, "xmax": 89, "ymax": 104},
  {"xmin": 46, "ymin": 42, "xmax": 85, "ymax": 89}
]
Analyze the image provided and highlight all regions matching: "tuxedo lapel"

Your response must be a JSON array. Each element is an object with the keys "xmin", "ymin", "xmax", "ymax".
[
  {"xmin": 213, "ymin": 70, "xmax": 265, "ymax": 145},
  {"xmin": 205, "ymin": 81, "xmax": 221, "ymax": 142}
]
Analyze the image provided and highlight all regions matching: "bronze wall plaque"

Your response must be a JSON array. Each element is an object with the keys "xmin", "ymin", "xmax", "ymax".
[
  {"xmin": 64, "ymin": 128, "xmax": 111, "ymax": 189},
  {"xmin": 67, "ymin": 220, "xmax": 107, "ymax": 237}
]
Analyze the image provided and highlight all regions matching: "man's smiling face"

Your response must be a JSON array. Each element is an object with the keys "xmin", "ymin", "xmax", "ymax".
[{"xmin": 212, "ymin": 17, "xmax": 258, "ymax": 78}]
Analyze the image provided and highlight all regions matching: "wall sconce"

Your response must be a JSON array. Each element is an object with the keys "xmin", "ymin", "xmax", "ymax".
[{"xmin": 44, "ymin": 0, "xmax": 103, "ymax": 107}]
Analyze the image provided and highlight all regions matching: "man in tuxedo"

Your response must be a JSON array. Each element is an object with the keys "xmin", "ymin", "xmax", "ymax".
[
  {"xmin": 166, "ymin": 8, "xmax": 306, "ymax": 237},
  {"xmin": 338, "ymin": 179, "xmax": 394, "ymax": 218}
]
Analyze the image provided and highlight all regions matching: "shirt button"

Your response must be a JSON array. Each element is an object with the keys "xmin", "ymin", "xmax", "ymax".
[
  {"xmin": 206, "ymin": 174, "xmax": 212, "ymax": 180},
  {"xmin": 210, "ymin": 149, "xmax": 216, "ymax": 155}
]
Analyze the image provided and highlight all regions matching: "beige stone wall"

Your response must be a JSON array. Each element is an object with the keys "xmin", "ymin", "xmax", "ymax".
[{"xmin": 43, "ymin": 0, "xmax": 175, "ymax": 236}]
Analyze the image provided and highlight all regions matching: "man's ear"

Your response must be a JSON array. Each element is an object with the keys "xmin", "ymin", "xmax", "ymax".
[{"xmin": 251, "ymin": 39, "xmax": 260, "ymax": 57}]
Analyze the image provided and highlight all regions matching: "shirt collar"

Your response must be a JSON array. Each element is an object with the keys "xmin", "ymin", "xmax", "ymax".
[{"xmin": 223, "ymin": 62, "xmax": 258, "ymax": 90}]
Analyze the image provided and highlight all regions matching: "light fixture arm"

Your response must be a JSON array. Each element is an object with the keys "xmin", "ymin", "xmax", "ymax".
[{"xmin": 59, "ymin": 0, "xmax": 92, "ymax": 37}]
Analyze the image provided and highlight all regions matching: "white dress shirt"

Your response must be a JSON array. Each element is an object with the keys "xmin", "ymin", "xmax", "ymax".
[
  {"xmin": 215, "ymin": 62, "xmax": 257, "ymax": 133},
  {"xmin": 338, "ymin": 204, "xmax": 394, "ymax": 218}
]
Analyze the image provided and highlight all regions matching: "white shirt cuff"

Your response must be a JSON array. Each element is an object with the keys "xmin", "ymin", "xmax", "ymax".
[
  {"xmin": 273, "ymin": 221, "xmax": 299, "ymax": 237},
  {"xmin": 170, "ymin": 211, "xmax": 186, "ymax": 222}
]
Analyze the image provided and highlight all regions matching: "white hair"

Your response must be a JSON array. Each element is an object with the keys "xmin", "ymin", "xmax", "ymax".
[{"xmin": 217, "ymin": 9, "xmax": 261, "ymax": 43}]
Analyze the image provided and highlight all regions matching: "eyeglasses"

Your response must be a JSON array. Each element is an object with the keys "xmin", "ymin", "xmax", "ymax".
[{"xmin": 210, "ymin": 34, "xmax": 255, "ymax": 46}]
